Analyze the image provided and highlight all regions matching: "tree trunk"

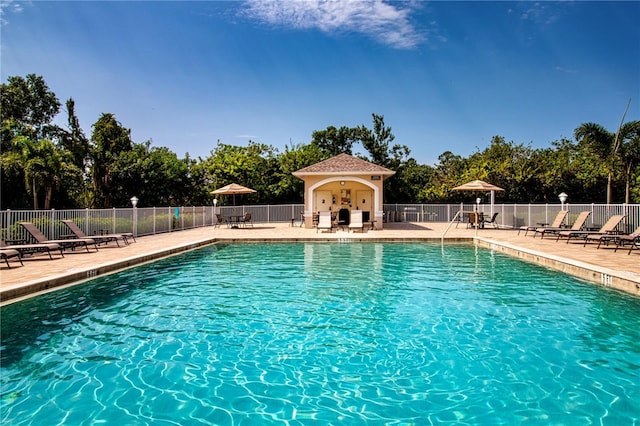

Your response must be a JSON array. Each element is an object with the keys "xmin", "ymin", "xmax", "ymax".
[
  {"xmin": 44, "ymin": 186, "xmax": 52, "ymax": 210},
  {"xmin": 626, "ymin": 164, "xmax": 632, "ymax": 204},
  {"xmin": 32, "ymin": 179, "xmax": 39, "ymax": 210}
]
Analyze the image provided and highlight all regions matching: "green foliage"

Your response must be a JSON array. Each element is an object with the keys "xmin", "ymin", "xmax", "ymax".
[
  {"xmin": 311, "ymin": 125, "xmax": 358, "ymax": 157},
  {"xmin": 90, "ymin": 113, "xmax": 133, "ymax": 208},
  {"xmin": 273, "ymin": 143, "xmax": 325, "ymax": 203},
  {"xmin": 199, "ymin": 141, "xmax": 278, "ymax": 206},
  {"xmin": 2, "ymin": 73, "xmax": 639, "ymax": 208}
]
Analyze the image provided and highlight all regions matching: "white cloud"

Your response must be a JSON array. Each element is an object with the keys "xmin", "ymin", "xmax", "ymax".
[
  {"xmin": 0, "ymin": 0, "xmax": 25, "ymax": 25},
  {"xmin": 242, "ymin": 0, "xmax": 424, "ymax": 49},
  {"xmin": 518, "ymin": 2, "xmax": 562, "ymax": 26}
]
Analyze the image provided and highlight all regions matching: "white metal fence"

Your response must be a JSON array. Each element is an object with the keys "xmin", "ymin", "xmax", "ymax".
[{"xmin": 1, "ymin": 203, "xmax": 639, "ymax": 242}]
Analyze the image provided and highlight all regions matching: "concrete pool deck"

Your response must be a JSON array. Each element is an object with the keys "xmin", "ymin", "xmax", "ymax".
[{"xmin": 1, "ymin": 222, "xmax": 639, "ymax": 304}]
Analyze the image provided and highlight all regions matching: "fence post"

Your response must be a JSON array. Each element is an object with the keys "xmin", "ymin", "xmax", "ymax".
[
  {"xmin": 132, "ymin": 205, "xmax": 138, "ymax": 238},
  {"xmin": 545, "ymin": 203, "xmax": 549, "ymax": 225},
  {"xmin": 5, "ymin": 209, "xmax": 10, "ymax": 239},
  {"xmin": 153, "ymin": 207, "xmax": 156, "ymax": 234},
  {"xmin": 49, "ymin": 209, "xmax": 55, "ymax": 239}
]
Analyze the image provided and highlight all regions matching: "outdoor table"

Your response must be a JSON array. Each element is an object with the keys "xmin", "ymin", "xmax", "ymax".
[
  {"xmin": 227, "ymin": 215, "xmax": 243, "ymax": 228},
  {"xmin": 460, "ymin": 211, "xmax": 484, "ymax": 229}
]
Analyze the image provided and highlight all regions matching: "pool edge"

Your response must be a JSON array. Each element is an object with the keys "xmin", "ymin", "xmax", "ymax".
[{"xmin": 476, "ymin": 237, "xmax": 640, "ymax": 297}]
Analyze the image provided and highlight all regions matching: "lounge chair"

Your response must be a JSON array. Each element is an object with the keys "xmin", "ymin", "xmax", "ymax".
[
  {"xmin": 1, "ymin": 239, "xmax": 63, "ymax": 260},
  {"xmin": 19, "ymin": 221, "xmax": 98, "ymax": 253},
  {"xmin": 557, "ymin": 214, "xmax": 625, "ymax": 244},
  {"xmin": 62, "ymin": 220, "xmax": 130, "ymax": 247},
  {"xmin": 519, "ymin": 210, "xmax": 567, "ymax": 236},
  {"xmin": 609, "ymin": 226, "xmax": 640, "ymax": 254},
  {"xmin": 580, "ymin": 215, "xmax": 627, "ymax": 246},
  {"xmin": 349, "ymin": 210, "xmax": 364, "ymax": 233},
  {"xmin": 537, "ymin": 211, "xmax": 591, "ymax": 239},
  {"xmin": 584, "ymin": 223, "xmax": 638, "ymax": 249},
  {"xmin": 0, "ymin": 248, "xmax": 23, "ymax": 268},
  {"xmin": 316, "ymin": 211, "xmax": 333, "ymax": 233},
  {"xmin": 240, "ymin": 212, "xmax": 253, "ymax": 228}
]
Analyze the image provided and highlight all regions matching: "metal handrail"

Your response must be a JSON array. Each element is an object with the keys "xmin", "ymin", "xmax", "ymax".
[{"xmin": 441, "ymin": 209, "xmax": 463, "ymax": 242}]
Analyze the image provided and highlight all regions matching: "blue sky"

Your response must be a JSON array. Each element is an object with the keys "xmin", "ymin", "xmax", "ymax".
[{"xmin": 1, "ymin": 1, "xmax": 638, "ymax": 165}]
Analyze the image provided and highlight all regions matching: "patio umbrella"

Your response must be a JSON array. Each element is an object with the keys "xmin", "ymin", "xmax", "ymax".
[
  {"xmin": 452, "ymin": 180, "xmax": 504, "ymax": 192},
  {"xmin": 211, "ymin": 183, "xmax": 256, "ymax": 206},
  {"xmin": 453, "ymin": 180, "xmax": 504, "ymax": 215}
]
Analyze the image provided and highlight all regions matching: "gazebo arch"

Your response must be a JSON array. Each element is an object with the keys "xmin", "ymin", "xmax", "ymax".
[{"xmin": 306, "ymin": 176, "xmax": 381, "ymax": 216}]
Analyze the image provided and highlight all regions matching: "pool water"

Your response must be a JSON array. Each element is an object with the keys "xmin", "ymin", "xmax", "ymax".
[{"xmin": 1, "ymin": 242, "xmax": 639, "ymax": 425}]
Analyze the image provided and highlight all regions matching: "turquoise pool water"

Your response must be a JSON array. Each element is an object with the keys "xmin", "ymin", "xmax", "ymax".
[{"xmin": 1, "ymin": 242, "xmax": 639, "ymax": 425}]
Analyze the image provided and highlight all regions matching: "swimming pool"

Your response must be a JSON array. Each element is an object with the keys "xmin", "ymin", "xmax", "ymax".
[{"xmin": 1, "ymin": 242, "xmax": 639, "ymax": 424}]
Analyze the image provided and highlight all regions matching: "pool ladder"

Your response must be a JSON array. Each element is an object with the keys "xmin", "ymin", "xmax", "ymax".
[{"xmin": 441, "ymin": 210, "xmax": 478, "ymax": 242}]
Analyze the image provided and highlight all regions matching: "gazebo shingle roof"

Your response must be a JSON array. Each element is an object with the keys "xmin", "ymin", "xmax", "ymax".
[{"xmin": 293, "ymin": 153, "xmax": 395, "ymax": 176}]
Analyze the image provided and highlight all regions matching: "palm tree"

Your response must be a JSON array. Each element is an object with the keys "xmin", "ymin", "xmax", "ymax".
[
  {"xmin": 9, "ymin": 136, "xmax": 78, "ymax": 209},
  {"xmin": 574, "ymin": 122, "xmax": 618, "ymax": 203},
  {"xmin": 619, "ymin": 120, "xmax": 640, "ymax": 203}
]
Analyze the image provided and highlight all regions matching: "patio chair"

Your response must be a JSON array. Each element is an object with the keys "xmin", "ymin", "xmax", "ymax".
[
  {"xmin": 519, "ymin": 210, "xmax": 567, "ymax": 236},
  {"xmin": 214, "ymin": 213, "xmax": 228, "ymax": 228},
  {"xmin": 349, "ymin": 210, "xmax": 364, "ymax": 233},
  {"xmin": 557, "ymin": 214, "xmax": 625, "ymax": 244},
  {"xmin": 466, "ymin": 212, "xmax": 484, "ymax": 229},
  {"xmin": 240, "ymin": 212, "xmax": 253, "ymax": 228},
  {"xmin": 482, "ymin": 212, "xmax": 499, "ymax": 229},
  {"xmin": 1, "ymin": 239, "xmax": 63, "ymax": 260},
  {"xmin": 19, "ymin": 221, "xmax": 98, "ymax": 253},
  {"xmin": 62, "ymin": 220, "xmax": 130, "ymax": 247},
  {"xmin": 316, "ymin": 211, "xmax": 333, "ymax": 233},
  {"xmin": 537, "ymin": 211, "xmax": 590, "ymax": 239},
  {"xmin": 0, "ymin": 248, "xmax": 23, "ymax": 268}
]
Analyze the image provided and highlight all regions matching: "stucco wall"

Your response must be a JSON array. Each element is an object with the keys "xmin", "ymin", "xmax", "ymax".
[{"xmin": 300, "ymin": 174, "xmax": 386, "ymax": 229}]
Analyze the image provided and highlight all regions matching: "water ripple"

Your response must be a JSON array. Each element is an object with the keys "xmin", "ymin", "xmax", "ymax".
[{"xmin": 2, "ymin": 243, "xmax": 639, "ymax": 424}]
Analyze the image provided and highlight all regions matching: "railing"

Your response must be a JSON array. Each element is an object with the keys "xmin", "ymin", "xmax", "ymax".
[
  {"xmin": 1, "ymin": 203, "xmax": 638, "ymax": 242},
  {"xmin": 385, "ymin": 203, "xmax": 639, "ymax": 234}
]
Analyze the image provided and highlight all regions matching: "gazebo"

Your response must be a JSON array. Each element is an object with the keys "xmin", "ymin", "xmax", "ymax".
[{"xmin": 292, "ymin": 153, "xmax": 396, "ymax": 229}]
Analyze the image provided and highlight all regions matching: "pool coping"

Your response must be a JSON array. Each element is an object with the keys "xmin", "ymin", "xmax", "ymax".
[{"xmin": 2, "ymin": 236, "xmax": 639, "ymax": 306}]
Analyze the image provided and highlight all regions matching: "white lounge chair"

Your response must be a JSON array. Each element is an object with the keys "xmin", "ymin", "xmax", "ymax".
[
  {"xmin": 349, "ymin": 210, "xmax": 364, "ymax": 233},
  {"xmin": 316, "ymin": 211, "xmax": 333, "ymax": 233}
]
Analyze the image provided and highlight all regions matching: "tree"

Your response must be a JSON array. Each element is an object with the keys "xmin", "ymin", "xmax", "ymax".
[
  {"xmin": 618, "ymin": 120, "xmax": 640, "ymax": 203},
  {"xmin": 4, "ymin": 136, "xmax": 80, "ymax": 209},
  {"xmin": 0, "ymin": 74, "xmax": 62, "ymax": 208},
  {"xmin": 422, "ymin": 151, "xmax": 468, "ymax": 202},
  {"xmin": 574, "ymin": 122, "xmax": 619, "ymax": 203},
  {"xmin": 359, "ymin": 113, "xmax": 411, "ymax": 170},
  {"xmin": 199, "ymin": 141, "xmax": 278, "ymax": 205},
  {"xmin": 90, "ymin": 113, "xmax": 133, "ymax": 208},
  {"xmin": 110, "ymin": 142, "xmax": 192, "ymax": 206},
  {"xmin": 0, "ymin": 74, "xmax": 61, "ymax": 144},
  {"xmin": 390, "ymin": 158, "xmax": 433, "ymax": 203},
  {"xmin": 273, "ymin": 143, "xmax": 325, "ymax": 203},
  {"xmin": 311, "ymin": 126, "xmax": 359, "ymax": 157}
]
